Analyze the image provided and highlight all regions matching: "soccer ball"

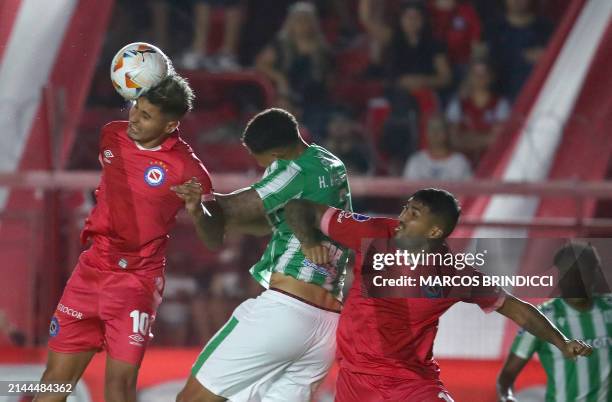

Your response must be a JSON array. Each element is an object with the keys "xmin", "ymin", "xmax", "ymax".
[{"xmin": 110, "ymin": 42, "xmax": 170, "ymax": 100}]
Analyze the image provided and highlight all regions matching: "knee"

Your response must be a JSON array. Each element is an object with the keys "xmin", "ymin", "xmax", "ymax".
[{"xmin": 104, "ymin": 374, "xmax": 137, "ymax": 402}]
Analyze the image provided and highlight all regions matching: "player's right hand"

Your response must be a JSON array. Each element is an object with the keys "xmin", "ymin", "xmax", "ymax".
[
  {"xmin": 301, "ymin": 244, "xmax": 329, "ymax": 265},
  {"xmin": 171, "ymin": 177, "xmax": 203, "ymax": 216},
  {"xmin": 561, "ymin": 339, "xmax": 593, "ymax": 359}
]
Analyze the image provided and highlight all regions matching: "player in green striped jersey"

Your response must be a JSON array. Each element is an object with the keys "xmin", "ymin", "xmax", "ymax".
[
  {"xmin": 498, "ymin": 242, "xmax": 612, "ymax": 402},
  {"xmin": 173, "ymin": 108, "xmax": 352, "ymax": 402}
]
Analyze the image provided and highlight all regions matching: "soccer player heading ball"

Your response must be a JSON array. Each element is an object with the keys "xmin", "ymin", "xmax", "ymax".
[
  {"xmin": 35, "ymin": 72, "xmax": 217, "ymax": 401},
  {"xmin": 283, "ymin": 189, "xmax": 593, "ymax": 402}
]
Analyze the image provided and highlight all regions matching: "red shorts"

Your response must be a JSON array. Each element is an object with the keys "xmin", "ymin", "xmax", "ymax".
[
  {"xmin": 48, "ymin": 248, "xmax": 164, "ymax": 366},
  {"xmin": 335, "ymin": 368, "xmax": 454, "ymax": 402}
]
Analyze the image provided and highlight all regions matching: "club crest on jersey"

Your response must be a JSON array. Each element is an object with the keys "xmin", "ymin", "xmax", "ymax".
[
  {"xmin": 49, "ymin": 316, "xmax": 60, "ymax": 337},
  {"xmin": 144, "ymin": 162, "xmax": 167, "ymax": 187}
]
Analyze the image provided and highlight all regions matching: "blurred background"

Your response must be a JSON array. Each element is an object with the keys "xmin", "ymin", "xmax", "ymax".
[{"xmin": 1, "ymin": 0, "xmax": 612, "ymax": 400}]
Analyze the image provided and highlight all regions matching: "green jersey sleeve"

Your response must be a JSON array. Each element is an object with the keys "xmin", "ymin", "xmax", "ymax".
[
  {"xmin": 252, "ymin": 160, "xmax": 305, "ymax": 213},
  {"xmin": 510, "ymin": 327, "xmax": 540, "ymax": 360}
]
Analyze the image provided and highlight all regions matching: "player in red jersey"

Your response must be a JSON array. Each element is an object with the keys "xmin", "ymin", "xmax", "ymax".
[
  {"xmin": 35, "ymin": 74, "xmax": 218, "ymax": 402},
  {"xmin": 284, "ymin": 188, "xmax": 593, "ymax": 402}
]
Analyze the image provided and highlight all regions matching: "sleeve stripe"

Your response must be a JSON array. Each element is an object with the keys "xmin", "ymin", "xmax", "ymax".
[
  {"xmin": 256, "ymin": 163, "xmax": 302, "ymax": 200},
  {"xmin": 320, "ymin": 208, "xmax": 337, "ymax": 236},
  {"xmin": 513, "ymin": 330, "xmax": 538, "ymax": 359}
]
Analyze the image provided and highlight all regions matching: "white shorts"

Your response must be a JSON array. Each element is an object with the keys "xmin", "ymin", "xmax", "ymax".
[{"xmin": 191, "ymin": 288, "xmax": 339, "ymax": 402}]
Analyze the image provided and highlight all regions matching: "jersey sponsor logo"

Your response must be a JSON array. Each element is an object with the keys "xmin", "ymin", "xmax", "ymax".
[
  {"xmin": 144, "ymin": 165, "xmax": 166, "ymax": 187},
  {"xmin": 118, "ymin": 258, "xmax": 128, "ymax": 269},
  {"xmin": 103, "ymin": 149, "xmax": 114, "ymax": 164},
  {"xmin": 583, "ymin": 336, "xmax": 612, "ymax": 349},
  {"xmin": 49, "ymin": 316, "xmax": 60, "ymax": 337},
  {"xmin": 303, "ymin": 259, "xmax": 332, "ymax": 277},
  {"xmin": 57, "ymin": 303, "xmax": 83, "ymax": 319}
]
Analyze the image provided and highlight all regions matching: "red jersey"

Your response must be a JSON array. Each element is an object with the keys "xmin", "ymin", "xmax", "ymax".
[
  {"xmin": 428, "ymin": 2, "xmax": 482, "ymax": 65},
  {"xmin": 320, "ymin": 208, "xmax": 505, "ymax": 380},
  {"xmin": 81, "ymin": 121, "xmax": 214, "ymax": 272},
  {"xmin": 446, "ymin": 95, "xmax": 510, "ymax": 134}
]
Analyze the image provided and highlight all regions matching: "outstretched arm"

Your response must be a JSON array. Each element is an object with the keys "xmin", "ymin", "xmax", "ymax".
[
  {"xmin": 172, "ymin": 178, "xmax": 225, "ymax": 250},
  {"xmin": 172, "ymin": 182, "xmax": 270, "ymax": 250},
  {"xmin": 216, "ymin": 188, "xmax": 271, "ymax": 236},
  {"xmin": 284, "ymin": 199, "xmax": 331, "ymax": 264},
  {"xmin": 496, "ymin": 295, "xmax": 592, "ymax": 358}
]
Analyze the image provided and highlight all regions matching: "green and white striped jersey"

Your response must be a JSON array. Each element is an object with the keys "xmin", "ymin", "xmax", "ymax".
[
  {"xmin": 250, "ymin": 144, "xmax": 352, "ymax": 300},
  {"xmin": 510, "ymin": 295, "xmax": 612, "ymax": 402}
]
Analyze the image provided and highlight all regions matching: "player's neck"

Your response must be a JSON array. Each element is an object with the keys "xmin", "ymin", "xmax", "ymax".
[
  {"xmin": 563, "ymin": 297, "xmax": 594, "ymax": 312},
  {"xmin": 136, "ymin": 133, "xmax": 170, "ymax": 149},
  {"xmin": 283, "ymin": 141, "xmax": 308, "ymax": 160}
]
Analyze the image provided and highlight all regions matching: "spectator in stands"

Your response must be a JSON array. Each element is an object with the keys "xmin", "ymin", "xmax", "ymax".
[
  {"xmin": 360, "ymin": 0, "xmax": 452, "ymax": 93},
  {"xmin": 255, "ymin": 2, "xmax": 334, "ymax": 136},
  {"xmin": 487, "ymin": 0, "xmax": 553, "ymax": 100},
  {"xmin": 324, "ymin": 113, "xmax": 372, "ymax": 175},
  {"xmin": 446, "ymin": 59, "xmax": 510, "ymax": 167},
  {"xmin": 0, "ymin": 310, "xmax": 25, "ymax": 347},
  {"xmin": 403, "ymin": 115, "xmax": 472, "ymax": 180},
  {"xmin": 152, "ymin": 0, "xmax": 242, "ymax": 70},
  {"xmin": 427, "ymin": 0, "xmax": 483, "ymax": 72}
]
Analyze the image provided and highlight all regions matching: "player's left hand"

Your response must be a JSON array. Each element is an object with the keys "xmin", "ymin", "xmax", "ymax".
[
  {"xmin": 560, "ymin": 339, "xmax": 593, "ymax": 359},
  {"xmin": 171, "ymin": 177, "xmax": 203, "ymax": 216},
  {"xmin": 301, "ymin": 243, "xmax": 329, "ymax": 265}
]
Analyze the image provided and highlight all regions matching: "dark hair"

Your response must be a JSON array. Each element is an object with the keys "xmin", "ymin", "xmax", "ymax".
[
  {"xmin": 410, "ymin": 188, "xmax": 461, "ymax": 237},
  {"xmin": 141, "ymin": 73, "xmax": 194, "ymax": 119},
  {"xmin": 242, "ymin": 108, "xmax": 300, "ymax": 153},
  {"xmin": 554, "ymin": 242, "xmax": 601, "ymax": 270}
]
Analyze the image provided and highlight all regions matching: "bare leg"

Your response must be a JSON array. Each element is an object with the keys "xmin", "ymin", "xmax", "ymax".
[
  {"xmin": 104, "ymin": 356, "xmax": 140, "ymax": 402},
  {"xmin": 221, "ymin": 5, "xmax": 242, "ymax": 57},
  {"xmin": 150, "ymin": 0, "xmax": 169, "ymax": 50},
  {"xmin": 193, "ymin": 2, "xmax": 212, "ymax": 55},
  {"xmin": 34, "ymin": 349, "xmax": 96, "ymax": 402}
]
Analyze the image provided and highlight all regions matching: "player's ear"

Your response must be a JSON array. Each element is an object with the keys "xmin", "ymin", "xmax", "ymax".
[
  {"xmin": 165, "ymin": 120, "xmax": 179, "ymax": 134},
  {"xmin": 428, "ymin": 225, "xmax": 444, "ymax": 239}
]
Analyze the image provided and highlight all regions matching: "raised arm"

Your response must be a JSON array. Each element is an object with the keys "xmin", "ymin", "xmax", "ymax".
[
  {"xmin": 172, "ymin": 182, "xmax": 270, "ymax": 250},
  {"xmin": 284, "ymin": 199, "xmax": 330, "ymax": 264},
  {"xmin": 216, "ymin": 188, "xmax": 271, "ymax": 236},
  {"xmin": 496, "ymin": 295, "xmax": 592, "ymax": 359}
]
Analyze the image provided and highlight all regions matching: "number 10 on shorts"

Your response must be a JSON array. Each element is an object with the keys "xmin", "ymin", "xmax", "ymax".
[{"xmin": 129, "ymin": 310, "xmax": 151, "ymax": 336}]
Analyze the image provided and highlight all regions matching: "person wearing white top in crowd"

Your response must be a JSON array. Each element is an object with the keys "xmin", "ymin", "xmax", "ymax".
[{"xmin": 403, "ymin": 115, "xmax": 472, "ymax": 181}]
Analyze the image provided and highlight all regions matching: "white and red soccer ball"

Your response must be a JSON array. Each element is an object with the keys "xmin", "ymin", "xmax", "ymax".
[{"xmin": 110, "ymin": 42, "xmax": 170, "ymax": 100}]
